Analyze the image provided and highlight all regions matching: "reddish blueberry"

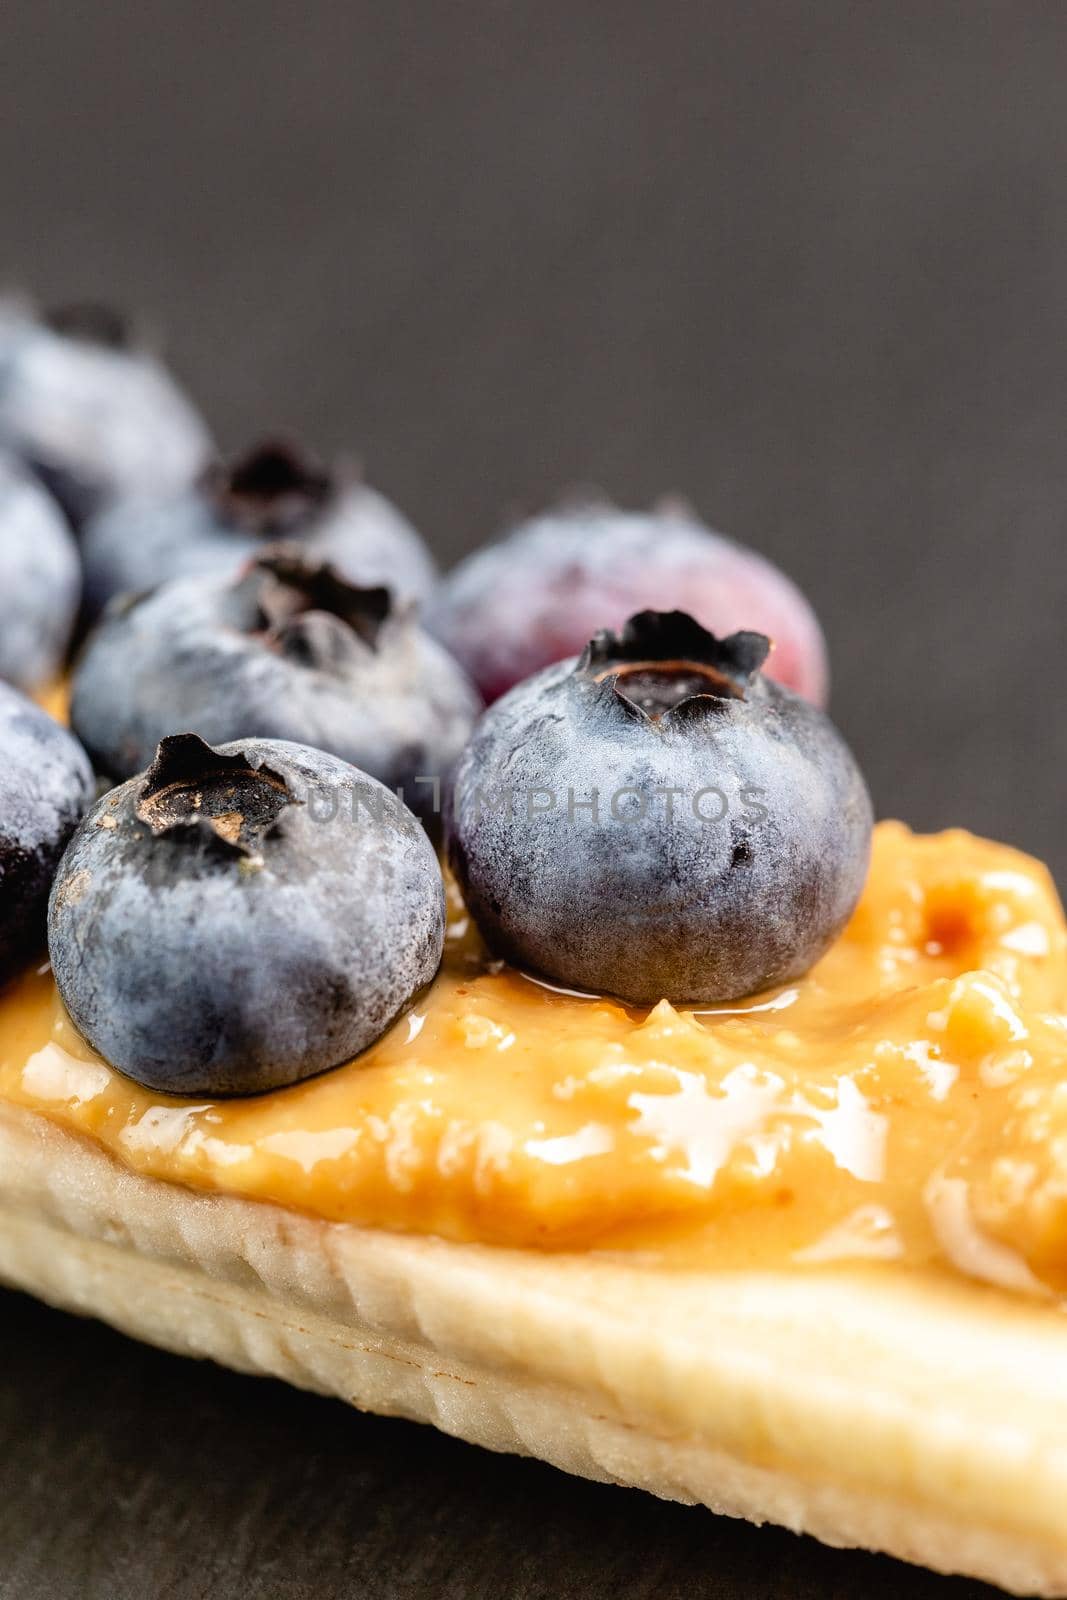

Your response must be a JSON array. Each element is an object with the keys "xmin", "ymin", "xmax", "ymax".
[{"xmin": 426, "ymin": 498, "xmax": 829, "ymax": 706}]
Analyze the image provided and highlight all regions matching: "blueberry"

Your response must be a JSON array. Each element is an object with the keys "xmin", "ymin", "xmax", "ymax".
[
  {"xmin": 70, "ymin": 552, "xmax": 481, "ymax": 821},
  {"xmin": 0, "ymin": 298, "xmax": 211, "ymax": 528},
  {"xmin": 0, "ymin": 682, "xmax": 93, "ymax": 984},
  {"xmin": 80, "ymin": 437, "xmax": 437, "ymax": 619},
  {"xmin": 0, "ymin": 452, "xmax": 81, "ymax": 691},
  {"xmin": 447, "ymin": 610, "xmax": 871, "ymax": 1005},
  {"xmin": 48, "ymin": 733, "xmax": 444, "ymax": 1094},
  {"xmin": 427, "ymin": 496, "xmax": 829, "ymax": 706}
]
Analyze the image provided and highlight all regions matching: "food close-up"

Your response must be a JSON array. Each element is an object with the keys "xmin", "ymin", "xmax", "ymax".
[
  {"xmin": 4, "ymin": 11, "xmax": 1067, "ymax": 1600},
  {"xmin": 2, "ymin": 272, "xmax": 1067, "ymax": 1599}
]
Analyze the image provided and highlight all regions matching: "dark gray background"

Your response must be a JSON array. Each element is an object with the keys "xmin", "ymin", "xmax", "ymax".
[{"xmin": 1, "ymin": 2, "xmax": 1063, "ymax": 1596}]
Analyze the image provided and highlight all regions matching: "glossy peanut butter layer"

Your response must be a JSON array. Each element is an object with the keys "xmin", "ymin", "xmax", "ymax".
[{"xmin": 3, "ymin": 822, "xmax": 1067, "ymax": 1288}]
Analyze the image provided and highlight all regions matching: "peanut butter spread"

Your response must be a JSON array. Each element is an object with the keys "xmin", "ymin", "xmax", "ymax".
[{"xmin": 3, "ymin": 822, "xmax": 1067, "ymax": 1291}]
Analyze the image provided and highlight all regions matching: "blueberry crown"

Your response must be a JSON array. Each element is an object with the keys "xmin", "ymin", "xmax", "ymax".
[
  {"xmin": 577, "ymin": 610, "xmax": 771, "ymax": 722},
  {"xmin": 208, "ymin": 438, "xmax": 335, "ymax": 538},
  {"xmin": 134, "ymin": 733, "xmax": 300, "ymax": 859},
  {"xmin": 249, "ymin": 552, "xmax": 394, "ymax": 665}
]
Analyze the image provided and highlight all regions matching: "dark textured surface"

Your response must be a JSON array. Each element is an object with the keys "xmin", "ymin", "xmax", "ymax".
[
  {"xmin": 0, "ymin": 1290, "xmax": 1000, "ymax": 1600},
  {"xmin": 1, "ymin": 3, "xmax": 1065, "ymax": 1595}
]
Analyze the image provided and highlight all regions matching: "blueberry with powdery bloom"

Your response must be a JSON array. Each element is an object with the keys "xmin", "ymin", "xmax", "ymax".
[
  {"xmin": 70, "ymin": 552, "xmax": 480, "ymax": 821},
  {"xmin": 0, "ymin": 300, "xmax": 211, "ymax": 528},
  {"xmin": 447, "ymin": 611, "xmax": 872, "ymax": 1006},
  {"xmin": 80, "ymin": 437, "xmax": 437, "ymax": 620},
  {"xmin": 48, "ymin": 734, "xmax": 445, "ymax": 1095},
  {"xmin": 0, "ymin": 452, "xmax": 81, "ymax": 692},
  {"xmin": 426, "ymin": 496, "xmax": 829, "ymax": 706},
  {"xmin": 0, "ymin": 682, "xmax": 93, "ymax": 984}
]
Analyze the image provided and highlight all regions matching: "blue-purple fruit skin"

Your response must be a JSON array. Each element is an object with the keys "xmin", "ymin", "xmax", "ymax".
[
  {"xmin": 80, "ymin": 461, "xmax": 437, "ymax": 619},
  {"xmin": 0, "ymin": 453, "xmax": 81, "ymax": 691},
  {"xmin": 426, "ymin": 499, "xmax": 829, "ymax": 706},
  {"xmin": 48, "ymin": 736, "xmax": 445, "ymax": 1095},
  {"xmin": 70, "ymin": 562, "xmax": 480, "ymax": 820},
  {"xmin": 0, "ymin": 682, "xmax": 93, "ymax": 983},
  {"xmin": 447, "ymin": 613, "xmax": 872, "ymax": 1005},
  {"xmin": 0, "ymin": 300, "xmax": 211, "ymax": 528}
]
